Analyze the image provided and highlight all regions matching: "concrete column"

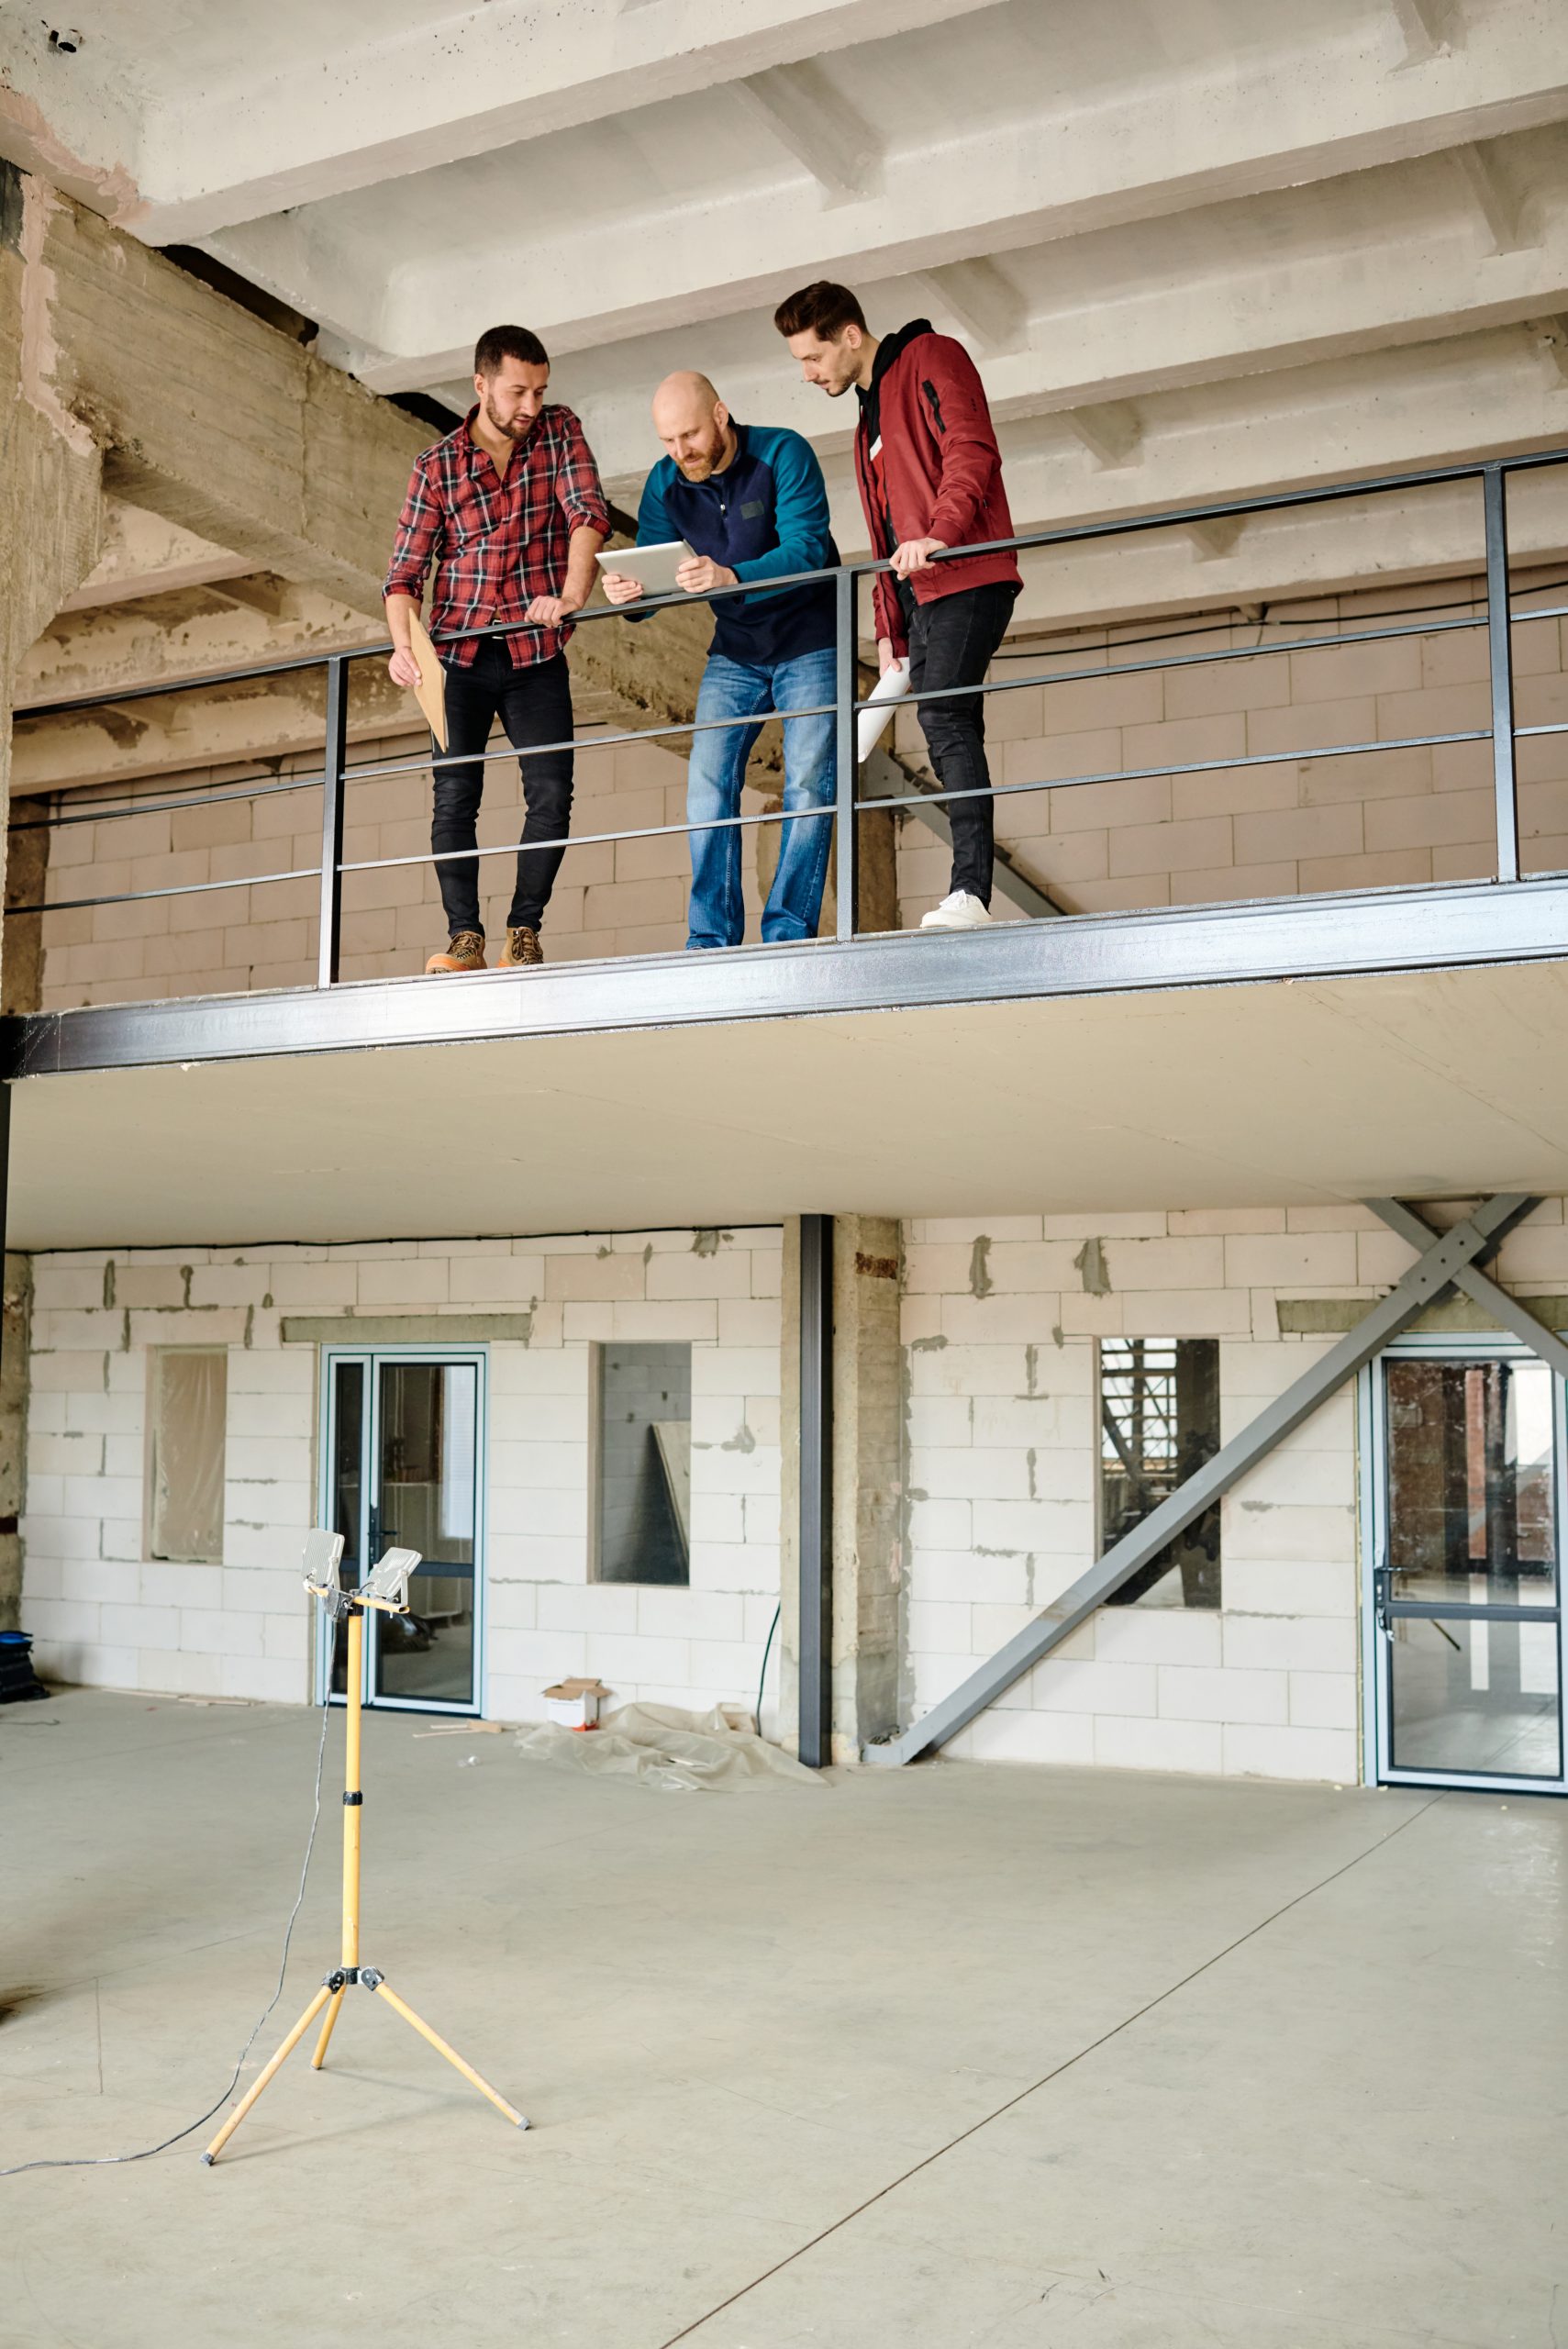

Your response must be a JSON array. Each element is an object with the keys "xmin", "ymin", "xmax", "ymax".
[
  {"xmin": 0, "ymin": 1254, "xmax": 31, "ymax": 1631},
  {"xmin": 780, "ymin": 1215, "xmax": 904, "ymax": 1763},
  {"xmin": 1, "ymin": 167, "xmax": 104, "ymax": 996},
  {"xmin": 1, "ymin": 167, "xmax": 103, "ymax": 1630}
]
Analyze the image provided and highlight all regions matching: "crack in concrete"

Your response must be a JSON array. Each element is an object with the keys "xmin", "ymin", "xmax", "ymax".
[{"xmin": 652, "ymin": 1790, "xmax": 1447, "ymax": 2349}]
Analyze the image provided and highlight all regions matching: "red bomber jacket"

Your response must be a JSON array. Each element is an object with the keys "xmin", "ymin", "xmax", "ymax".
[{"xmin": 852, "ymin": 317, "xmax": 1022, "ymax": 655}]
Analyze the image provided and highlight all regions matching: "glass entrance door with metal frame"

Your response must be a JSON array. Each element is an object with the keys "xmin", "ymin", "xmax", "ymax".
[
  {"xmin": 320, "ymin": 1347, "xmax": 484, "ymax": 1714},
  {"xmin": 1364, "ymin": 1342, "xmax": 1564, "ymax": 1792}
]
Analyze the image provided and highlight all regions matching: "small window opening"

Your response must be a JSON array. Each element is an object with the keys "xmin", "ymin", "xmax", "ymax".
[
  {"xmin": 594, "ymin": 1342, "xmax": 692, "ymax": 1585},
  {"xmin": 1099, "ymin": 1337, "xmax": 1220, "ymax": 1608}
]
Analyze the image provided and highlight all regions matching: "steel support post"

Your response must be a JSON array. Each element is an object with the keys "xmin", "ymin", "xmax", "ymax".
[
  {"xmin": 797, "ymin": 1213, "xmax": 834, "ymax": 1767},
  {"xmin": 1483, "ymin": 467, "xmax": 1520, "ymax": 885},
  {"xmin": 865, "ymin": 1191, "xmax": 1540, "ymax": 1767},
  {"xmin": 833, "ymin": 571, "xmax": 858, "ymax": 941},
  {"xmin": 317, "ymin": 656, "xmax": 349, "ymax": 988},
  {"xmin": 1365, "ymin": 1197, "xmax": 1568, "ymax": 1380}
]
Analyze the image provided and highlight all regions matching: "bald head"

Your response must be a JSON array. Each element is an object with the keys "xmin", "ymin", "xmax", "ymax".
[{"xmin": 652, "ymin": 371, "xmax": 733, "ymax": 481}]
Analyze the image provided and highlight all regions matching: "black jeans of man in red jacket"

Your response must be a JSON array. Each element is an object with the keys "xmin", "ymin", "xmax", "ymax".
[{"xmin": 901, "ymin": 577, "xmax": 1018, "ymax": 907}]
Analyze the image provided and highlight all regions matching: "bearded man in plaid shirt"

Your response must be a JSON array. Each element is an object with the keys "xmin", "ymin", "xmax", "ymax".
[{"xmin": 384, "ymin": 324, "xmax": 610, "ymax": 973}]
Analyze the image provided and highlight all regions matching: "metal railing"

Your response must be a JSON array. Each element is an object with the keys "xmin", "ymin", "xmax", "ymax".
[{"xmin": 10, "ymin": 445, "xmax": 1568, "ymax": 996}]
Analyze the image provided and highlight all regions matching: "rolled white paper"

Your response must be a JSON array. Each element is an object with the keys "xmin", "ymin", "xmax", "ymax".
[{"xmin": 856, "ymin": 657, "xmax": 912, "ymax": 763}]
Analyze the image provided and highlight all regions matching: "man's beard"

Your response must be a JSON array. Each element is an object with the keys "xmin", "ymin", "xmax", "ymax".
[
  {"xmin": 485, "ymin": 395, "xmax": 537, "ymax": 440},
  {"xmin": 677, "ymin": 448, "xmax": 721, "ymax": 481}
]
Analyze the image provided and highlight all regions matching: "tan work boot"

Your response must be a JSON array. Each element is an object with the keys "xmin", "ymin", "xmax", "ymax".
[
  {"xmin": 425, "ymin": 930, "xmax": 486, "ymax": 974},
  {"xmin": 499, "ymin": 926, "xmax": 543, "ymax": 968}
]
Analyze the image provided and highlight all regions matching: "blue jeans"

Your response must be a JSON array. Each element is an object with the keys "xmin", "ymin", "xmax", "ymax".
[{"xmin": 687, "ymin": 647, "xmax": 836, "ymax": 950}]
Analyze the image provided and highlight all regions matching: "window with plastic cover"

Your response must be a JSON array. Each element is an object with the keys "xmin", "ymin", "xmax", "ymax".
[
  {"xmin": 148, "ymin": 1349, "xmax": 228, "ymax": 1563},
  {"xmin": 1099, "ymin": 1338, "xmax": 1221, "ymax": 1609}
]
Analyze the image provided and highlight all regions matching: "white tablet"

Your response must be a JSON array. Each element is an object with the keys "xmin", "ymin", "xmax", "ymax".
[{"xmin": 595, "ymin": 540, "xmax": 697, "ymax": 596}]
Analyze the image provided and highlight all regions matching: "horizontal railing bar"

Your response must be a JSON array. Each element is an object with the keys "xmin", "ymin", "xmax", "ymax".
[
  {"xmin": 18, "ymin": 728, "xmax": 1495, "ymax": 918},
  {"xmin": 7, "ymin": 770, "xmax": 325, "ymax": 835},
  {"xmin": 1516, "ymin": 720, "xmax": 1568, "ymax": 738},
  {"xmin": 338, "ymin": 798, "xmax": 832, "ymax": 879},
  {"xmin": 15, "ymin": 444, "xmax": 1567, "ymax": 720},
  {"xmin": 15, "ymin": 645, "xmax": 381, "ymax": 721},
  {"xmin": 342, "ymin": 697, "xmax": 837, "ymax": 788},
  {"xmin": 15, "ymin": 864, "xmax": 320, "ymax": 915},
  {"xmin": 11, "ymin": 797, "xmax": 840, "ymax": 917},
  {"xmin": 851, "ymin": 608, "xmax": 1488, "ymax": 718},
  {"xmin": 851, "ymin": 729, "xmax": 1492, "ymax": 818},
  {"xmin": 996, "ymin": 574, "xmax": 1568, "ymax": 664},
  {"xmin": 9, "ymin": 589, "xmax": 1507, "ymax": 831}
]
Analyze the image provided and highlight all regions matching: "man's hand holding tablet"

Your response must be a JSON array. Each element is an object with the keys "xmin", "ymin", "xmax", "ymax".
[{"xmin": 596, "ymin": 540, "xmax": 736, "ymax": 604}]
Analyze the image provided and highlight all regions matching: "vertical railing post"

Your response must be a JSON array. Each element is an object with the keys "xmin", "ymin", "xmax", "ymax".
[
  {"xmin": 317, "ymin": 656, "xmax": 349, "ymax": 986},
  {"xmin": 1483, "ymin": 466, "xmax": 1519, "ymax": 884},
  {"xmin": 797, "ymin": 1212, "xmax": 834, "ymax": 1769},
  {"xmin": 833, "ymin": 569, "xmax": 858, "ymax": 941}
]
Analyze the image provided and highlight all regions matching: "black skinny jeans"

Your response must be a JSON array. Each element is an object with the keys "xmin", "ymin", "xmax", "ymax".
[
  {"xmin": 434, "ymin": 641, "xmax": 574, "ymax": 936},
  {"xmin": 904, "ymin": 580, "xmax": 1019, "ymax": 906}
]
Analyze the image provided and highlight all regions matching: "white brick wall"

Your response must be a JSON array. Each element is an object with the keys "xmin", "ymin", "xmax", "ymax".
[
  {"xmin": 901, "ymin": 1200, "xmax": 1568, "ymax": 1787},
  {"xmin": 21, "ymin": 1228, "xmax": 782, "ymax": 1720}
]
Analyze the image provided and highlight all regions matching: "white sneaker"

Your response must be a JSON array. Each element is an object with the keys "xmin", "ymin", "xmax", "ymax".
[{"xmin": 920, "ymin": 891, "xmax": 992, "ymax": 932}]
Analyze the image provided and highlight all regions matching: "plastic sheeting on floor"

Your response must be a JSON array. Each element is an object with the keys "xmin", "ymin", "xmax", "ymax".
[{"xmin": 513, "ymin": 1702, "xmax": 823, "ymax": 1792}]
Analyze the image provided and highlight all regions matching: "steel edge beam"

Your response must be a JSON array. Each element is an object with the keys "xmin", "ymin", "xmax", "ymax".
[{"xmin": 7, "ymin": 875, "xmax": 1568, "ymax": 1081}]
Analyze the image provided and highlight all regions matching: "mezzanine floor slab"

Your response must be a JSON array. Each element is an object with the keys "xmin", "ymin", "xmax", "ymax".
[
  {"xmin": 2, "ymin": 1689, "xmax": 1562, "ymax": 2348},
  {"xmin": 8, "ymin": 921, "xmax": 1568, "ymax": 1248}
]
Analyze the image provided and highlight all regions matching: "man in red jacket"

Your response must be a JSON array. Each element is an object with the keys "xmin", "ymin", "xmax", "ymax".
[{"xmin": 774, "ymin": 281, "xmax": 1021, "ymax": 930}]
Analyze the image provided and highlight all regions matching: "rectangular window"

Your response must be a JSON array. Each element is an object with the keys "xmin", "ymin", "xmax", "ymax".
[
  {"xmin": 1099, "ymin": 1337, "xmax": 1220, "ymax": 1609},
  {"xmin": 594, "ymin": 1342, "xmax": 692, "ymax": 1586},
  {"xmin": 148, "ymin": 1348, "xmax": 228, "ymax": 1563}
]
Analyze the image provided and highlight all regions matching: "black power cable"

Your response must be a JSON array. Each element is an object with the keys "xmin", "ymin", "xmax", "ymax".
[
  {"xmin": 0, "ymin": 1689, "xmax": 334, "ymax": 2176},
  {"xmin": 755, "ymin": 1605, "xmax": 781, "ymax": 1742}
]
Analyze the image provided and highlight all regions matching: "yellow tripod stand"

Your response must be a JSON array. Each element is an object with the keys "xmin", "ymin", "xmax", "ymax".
[{"xmin": 204, "ymin": 1533, "xmax": 527, "ymax": 2165}]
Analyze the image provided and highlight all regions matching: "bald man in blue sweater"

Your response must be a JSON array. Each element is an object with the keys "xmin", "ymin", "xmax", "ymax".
[{"xmin": 603, "ymin": 373, "xmax": 839, "ymax": 950}]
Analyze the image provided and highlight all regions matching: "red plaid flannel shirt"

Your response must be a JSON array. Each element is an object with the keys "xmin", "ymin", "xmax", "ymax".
[{"xmin": 384, "ymin": 404, "xmax": 609, "ymax": 669}]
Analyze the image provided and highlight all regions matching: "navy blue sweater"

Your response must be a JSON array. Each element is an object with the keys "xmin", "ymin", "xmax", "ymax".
[{"xmin": 633, "ymin": 423, "xmax": 838, "ymax": 666}]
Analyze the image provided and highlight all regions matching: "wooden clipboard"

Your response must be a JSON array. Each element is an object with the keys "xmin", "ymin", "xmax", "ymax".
[{"xmin": 406, "ymin": 608, "xmax": 448, "ymax": 750}]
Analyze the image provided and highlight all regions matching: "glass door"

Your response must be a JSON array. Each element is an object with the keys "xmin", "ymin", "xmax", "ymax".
[
  {"xmin": 1366, "ymin": 1344, "xmax": 1564, "ymax": 1790},
  {"xmin": 321, "ymin": 1348, "xmax": 484, "ymax": 1714}
]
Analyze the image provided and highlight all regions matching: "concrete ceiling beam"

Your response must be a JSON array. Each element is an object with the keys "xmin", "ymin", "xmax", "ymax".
[
  {"xmin": 733, "ymin": 63, "xmax": 882, "ymax": 205},
  {"xmin": 55, "ymin": 502, "xmax": 256, "ymax": 612},
  {"xmin": 388, "ymin": 126, "xmax": 1568, "ymax": 487},
  {"xmin": 1451, "ymin": 137, "xmax": 1533, "ymax": 253},
  {"xmin": 204, "ymin": 9, "xmax": 1568, "ymax": 374},
  {"xmin": 15, "ymin": 584, "xmax": 382, "ymax": 715},
  {"xmin": 915, "ymin": 260, "xmax": 1029, "ymax": 359},
  {"xmin": 1389, "ymin": 0, "xmax": 1462, "ymax": 66},
  {"xmin": 0, "ymin": 0, "xmax": 995, "ymax": 243},
  {"xmin": 1059, "ymin": 403, "xmax": 1144, "ymax": 470},
  {"xmin": 10, "ymin": 178, "xmax": 434, "ymax": 619}
]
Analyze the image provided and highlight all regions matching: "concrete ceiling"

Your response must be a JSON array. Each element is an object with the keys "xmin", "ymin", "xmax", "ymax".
[
  {"xmin": 4, "ymin": 0, "xmax": 1568, "ymax": 577},
  {"xmin": 9, "ymin": 956, "xmax": 1568, "ymax": 1248}
]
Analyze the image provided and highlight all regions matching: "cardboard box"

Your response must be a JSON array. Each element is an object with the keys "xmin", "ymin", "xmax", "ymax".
[{"xmin": 541, "ymin": 1676, "xmax": 610, "ymax": 1730}]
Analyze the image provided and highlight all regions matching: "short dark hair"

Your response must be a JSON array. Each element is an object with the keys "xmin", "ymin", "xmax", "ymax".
[
  {"xmin": 473, "ymin": 323, "xmax": 550, "ymax": 376},
  {"xmin": 773, "ymin": 281, "xmax": 867, "ymax": 341}
]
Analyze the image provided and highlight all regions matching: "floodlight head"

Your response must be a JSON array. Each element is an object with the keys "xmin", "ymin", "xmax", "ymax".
[
  {"xmin": 302, "ymin": 1528, "xmax": 345, "ymax": 1597},
  {"xmin": 361, "ymin": 1546, "xmax": 421, "ymax": 1611}
]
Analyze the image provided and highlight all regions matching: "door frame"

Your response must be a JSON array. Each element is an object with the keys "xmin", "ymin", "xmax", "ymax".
[
  {"xmin": 315, "ymin": 1341, "xmax": 488, "ymax": 1716},
  {"xmin": 1359, "ymin": 1331, "xmax": 1568, "ymax": 1796}
]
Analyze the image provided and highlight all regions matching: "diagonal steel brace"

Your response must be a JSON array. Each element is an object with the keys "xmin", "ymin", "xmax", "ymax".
[
  {"xmin": 865, "ymin": 1190, "xmax": 1540, "ymax": 1767},
  {"xmin": 1364, "ymin": 1197, "xmax": 1568, "ymax": 1381}
]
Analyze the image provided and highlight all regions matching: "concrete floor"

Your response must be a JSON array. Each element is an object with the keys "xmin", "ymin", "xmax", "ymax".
[{"xmin": 1, "ymin": 1692, "xmax": 1563, "ymax": 2349}]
